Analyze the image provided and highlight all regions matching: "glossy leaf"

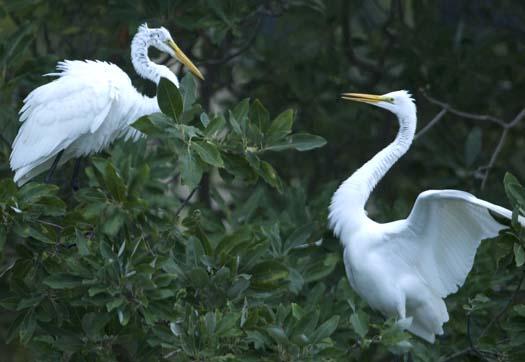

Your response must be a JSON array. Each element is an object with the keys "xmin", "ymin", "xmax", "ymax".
[{"xmin": 157, "ymin": 77, "xmax": 183, "ymax": 120}]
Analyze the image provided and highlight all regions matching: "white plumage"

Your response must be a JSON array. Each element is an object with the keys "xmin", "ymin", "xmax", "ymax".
[
  {"xmin": 329, "ymin": 90, "xmax": 522, "ymax": 343},
  {"xmin": 10, "ymin": 23, "xmax": 203, "ymax": 185}
]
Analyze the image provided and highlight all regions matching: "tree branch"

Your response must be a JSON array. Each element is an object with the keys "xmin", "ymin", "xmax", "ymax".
[
  {"xmin": 199, "ymin": 18, "xmax": 262, "ymax": 66},
  {"xmin": 175, "ymin": 186, "xmax": 199, "ymax": 217},
  {"xmin": 478, "ymin": 270, "xmax": 525, "ymax": 340},
  {"xmin": 414, "ymin": 108, "xmax": 448, "ymax": 141},
  {"xmin": 419, "ymin": 89, "xmax": 525, "ymax": 189}
]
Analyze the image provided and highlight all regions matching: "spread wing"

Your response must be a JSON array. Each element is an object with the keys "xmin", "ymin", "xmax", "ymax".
[
  {"xmin": 387, "ymin": 189, "xmax": 520, "ymax": 297},
  {"xmin": 10, "ymin": 60, "xmax": 135, "ymax": 184}
]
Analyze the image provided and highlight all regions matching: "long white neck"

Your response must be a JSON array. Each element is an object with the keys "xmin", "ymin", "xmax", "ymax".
[
  {"xmin": 131, "ymin": 29, "xmax": 179, "ymax": 87},
  {"xmin": 329, "ymin": 111, "xmax": 417, "ymax": 237}
]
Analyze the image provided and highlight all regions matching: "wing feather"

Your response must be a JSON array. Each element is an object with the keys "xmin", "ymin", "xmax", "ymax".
[
  {"xmin": 388, "ymin": 190, "xmax": 520, "ymax": 298},
  {"xmin": 10, "ymin": 60, "xmax": 134, "ymax": 183}
]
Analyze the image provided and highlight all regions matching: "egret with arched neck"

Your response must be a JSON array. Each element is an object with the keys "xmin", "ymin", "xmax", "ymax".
[
  {"xmin": 10, "ymin": 23, "xmax": 203, "ymax": 187},
  {"xmin": 329, "ymin": 90, "xmax": 523, "ymax": 343}
]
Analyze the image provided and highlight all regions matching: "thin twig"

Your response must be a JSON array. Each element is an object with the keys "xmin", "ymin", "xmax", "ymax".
[
  {"xmin": 200, "ymin": 18, "xmax": 262, "ymax": 66},
  {"xmin": 478, "ymin": 270, "xmax": 525, "ymax": 340},
  {"xmin": 414, "ymin": 108, "xmax": 447, "ymax": 141},
  {"xmin": 174, "ymin": 186, "xmax": 199, "ymax": 217},
  {"xmin": 440, "ymin": 347, "xmax": 472, "ymax": 362},
  {"xmin": 341, "ymin": 1, "xmax": 381, "ymax": 74},
  {"xmin": 419, "ymin": 89, "xmax": 525, "ymax": 189},
  {"xmin": 420, "ymin": 90, "xmax": 507, "ymax": 127},
  {"xmin": 467, "ymin": 314, "xmax": 486, "ymax": 361},
  {"xmin": 481, "ymin": 128, "xmax": 508, "ymax": 190},
  {"xmin": 34, "ymin": 219, "xmax": 64, "ymax": 230}
]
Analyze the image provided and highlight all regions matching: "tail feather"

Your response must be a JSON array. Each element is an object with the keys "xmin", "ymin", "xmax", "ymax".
[{"xmin": 407, "ymin": 295, "xmax": 449, "ymax": 343}]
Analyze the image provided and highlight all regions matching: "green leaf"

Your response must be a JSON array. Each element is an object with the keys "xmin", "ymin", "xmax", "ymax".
[
  {"xmin": 251, "ymin": 99, "xmax": 270, "ymax": 130},
  {"xmin": 291, "ymin": 303, "xmax": 304, "ymax": 320},
  {"xmin": 188, "ymin": 267, "xmax": 209, "ymax": 288},
  {"xmin": 216, "ymin": 313, "xmax": 241, "ymax": 337},
  {"xmin": 228, "ymin": 110, "xmax": 243, "ymax": 135},
  {"xmin": 16, "ymin": 296, "xmax": 44, "ymax": 311},
  {"xmin": 350, "ymin": 311, "xmax": 369, "ymax": 338},
  {"xmin": 157, "ymin": 77, "xmax": 183, "ymax": 120},
  {"xmin": 104, "ymin": 163, "xmax": 126, "ymax": 202},
  {"xmin": 246, "ymin": 330, "xmax": 271, "ymax": 350},
  {"xmin": 303, "ymin": 253, "xmax": 339, "ymax": 283},
  {"xmin": 205, "ymin": 115, "xmax": 226, "ymax": 138},
  {"xmin": 75, "ymin": 229, "xmax": 90, "ymax": 256},
  {"xmin": 200, "ymin": 112, "xmax": 210, "ymax": 127},
  {"xmin": 179, "ymin": 149, "xmax": 204, "ymax": 188},
  {"xmin": 18, "ymin": 183, "xmax": 59, "ymax": 204},
  {"xmin": 284, "ymin": 224, "xmax": 315, "ymax": 253},
  {"xmin": 232, "ymin": 98, "xmax": 250, "ymax": 126},
  {"xmin": 250, "ymin": 261, "xmax": 289, "ymax": 289},
  {"xmin": 514, "ymin": 304, "xmax": 525, "ymax": 317},
  {"xmin": 514, "ymin": 243, "xmax": 525, "ymax": 267},
  {"xmin": 43, "ymin": 274, "xmax": 83, "ymax": 289},
  {"xmin": 265, "ymin": 133, "xmax": 327, "ymax": 151},
  {"xmin": 267, "ymin": 109, "xmax": 294, "ymax": 143},
  {"xmin": 191, "ymin": 141, "xmax": 224, "ymax": 167},
  {"xmin": 504, "ymin": 173, "xmax": 525, "ymax": 210},
  {"xmin": 82, "ymin": 312, "xmax": 111, "ymax": 339},
  {"xmin": 19, "ymin": 310, "xmax": 37, "ymax": 344},
  {"xmin": 227, "ymin": 275, "xmax": 251, "ymax": 299},
  {"xmin": 118, "ymin": 308, "xmax": 131, "ymax": 326},
  {"xmin": 106, "ymin": 297, "xmax": 125, "ymax": 312},
  {"xmin": 6, "ymin": 313, "xmax": 24, "ymax": 344},
  {"xmin": 464, "ymin": 127, "xmax": 482, "ymax": 167},
  {"xmin": 0, "ymin": 226, "xmax": 6, "ymax": 253},
  {"xmin": 180, "ymin": 73, "xmax": 197, "ymax": 111},
  {"xmin": 131, "ymin": 115, "xmax": 164, "ymax": 136},
  {"xmin": 266, "ymin": 325, "xmax": 289, "ymax": 345},
  {"xmin": 310, "ymin": 315, "xmax": 340, "ymax": 343}
]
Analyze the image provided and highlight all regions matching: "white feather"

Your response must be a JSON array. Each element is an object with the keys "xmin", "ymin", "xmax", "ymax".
[
  {"xmin": 9, "ymin": 23, "xmax": 193, "ymax": 186},
  {"xmin": 329, "ymin": 90, "xmax": 522, "ymax": 343},
  {"xmin": 10, "ymin": 60, "xmax": 158, "ymax": 185}
]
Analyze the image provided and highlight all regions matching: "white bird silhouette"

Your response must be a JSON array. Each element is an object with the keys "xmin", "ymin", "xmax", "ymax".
[
  {"xmin": 10, "ymin": 23, "xmax": 203, "ymax": 187},
  {"xmin": 329, "ymin": 90, "xmax": 522, "ymax": 343}
]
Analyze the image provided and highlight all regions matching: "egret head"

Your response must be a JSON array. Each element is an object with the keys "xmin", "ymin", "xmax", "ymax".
[
  {"xmin": 342, "ymin": 90, "xmax": 416, "ymax": 120},
  {"xmin": 139, "ymin": 23, "xmax": 204, "ymax": 80}
]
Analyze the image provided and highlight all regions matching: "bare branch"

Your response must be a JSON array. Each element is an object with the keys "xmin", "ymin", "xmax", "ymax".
[
  {"xmin": 467, "ymin": 314, "xmax": 486, "ymax": 361},
  {"xmin": 419, "ymin": 89, "xmax": 525, "ymax": 189},
  {"xmin": 341, "ymin": 1, "xmax": 381, "ymax": 74},
  {"xmin": 200, "ymin": 18, "xmax": 262, "ymax": 66},
  {"xmin": 414, "ymin": 108, "xmax": 447, "ymax": 141},
  {"xmin": 478, "ymin": 270, "xmax": 525, "ymax": 340},
  {"xmin": 175, "ymin": 186, "xmax": 199, "ymax": 217},
  {"xmin": 420, "ymin": 90, "xmax": 507, "ymax": 127},
  {"xmin": 481, "ymin": 128, "xmax": 508, "ymax": 190}
]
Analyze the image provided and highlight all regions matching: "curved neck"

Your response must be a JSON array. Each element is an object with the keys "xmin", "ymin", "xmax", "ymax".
[
  {"xmin": 131, "ymin": 31, "xmax": 179, "ymax": 87},
  {"xmin": 329, "ymin": 111, "xmax": 416, "ymax": 237},
  {"xmin": 349, "ymin": 115, "xmax": 416, "ymax": 207}
]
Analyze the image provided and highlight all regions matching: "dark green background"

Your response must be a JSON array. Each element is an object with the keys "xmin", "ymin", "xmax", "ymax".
[{"xmin": 1, "ymin": 1, "xmax": 525, "ymax": 361}]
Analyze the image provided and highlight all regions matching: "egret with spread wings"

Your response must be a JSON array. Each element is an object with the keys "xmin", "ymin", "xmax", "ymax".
[
  {"xmin": 329, "ymin": 90, "xmax": 522, "ymax": 343},
  {"xmin": 10, "ymin": 23, "xmax": 203, "ymax": 187}
]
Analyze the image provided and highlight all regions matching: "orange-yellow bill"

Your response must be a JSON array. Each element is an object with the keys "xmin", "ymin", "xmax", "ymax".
[
  {"xmin": 341, "ymin": 93, "xmax": 387, "ymax": 103},
  {"xmin": 168, "ymin": 40, "xmax": 204, "ymax": 80}
]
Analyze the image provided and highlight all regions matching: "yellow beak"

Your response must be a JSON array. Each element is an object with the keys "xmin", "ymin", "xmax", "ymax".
[
  {"xmin": 168, "ymin": 40, "xmax": 204, "ymax": 80},
  {"xmin": 341, "ymin": 93, "xmax": 387, "ymax": 103}
]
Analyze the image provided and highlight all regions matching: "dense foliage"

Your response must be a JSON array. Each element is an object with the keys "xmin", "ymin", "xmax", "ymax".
[{"xmin": 1, "ymin": 1, "xmax": 525, "ymax": 361}]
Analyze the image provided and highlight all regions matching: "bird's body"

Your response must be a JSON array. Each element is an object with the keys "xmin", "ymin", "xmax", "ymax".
[
  {"xmin": 10, "ymin": 24, "xmax": 203, "ymax": 185},
  {"xmin": 329, "ymin": 91, "xmax": 520, "ymax": 343}
]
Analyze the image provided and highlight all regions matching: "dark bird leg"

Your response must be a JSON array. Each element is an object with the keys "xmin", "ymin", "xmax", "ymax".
[
  {"xmin": 71, "ymin": 157, "xmax": 83, "ymax": 191},
  {"xmin": 45, "ymin": 150, "xmax": 64, "ymax": 184}
]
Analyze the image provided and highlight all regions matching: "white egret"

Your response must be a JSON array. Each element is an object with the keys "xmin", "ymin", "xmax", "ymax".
[
  {"xmin": 329, "ymin": 90, "xmax": 522, "ymax": 343},
  {"xmin": 10, "ymin": 23, "xmax": 203, "ymax": 187}
]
